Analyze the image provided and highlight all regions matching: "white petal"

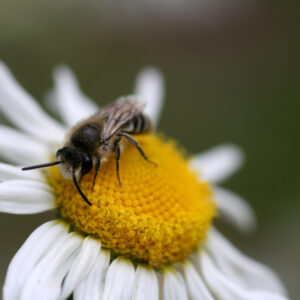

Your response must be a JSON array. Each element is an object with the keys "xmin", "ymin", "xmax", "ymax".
[
  {"xmin": 206, "ymin": 229, "xmax": 287, "ymax": 296},
  {"xmin": 60, "ymin": 236, "xmax": 101, "ymax": 299},
  {"xmin": 213, "ymin": 186, "xmax": 256, "ymax": 234},
  {"xmin": 134, "ymin": 67, "xmax": 165, "ymax": 127},
  {"xmin": 0, "ymin": 181, "xmax": 55, "ymax": 214},
  {"xmin": 1, "ymin": 179, "xmax": 51, "ymax": 190},
  {"xmin": 0, "ymin": 125, "xmax": 49, "ymax": 165},
  {"xmin": 245, "ymin": 291, "xmax": 291, "ymax": 300},
  {"xmin": 102, "ymin": 257, "xmax": 135, "ymax": 300},
  {"xmin": 3, "ymin": 221, "xmax": 69, "ymax": 300},
  {"xmin": 50, "ymin": 65, "xmax": 98, "ymax": 126},
  {"xmin": 200, "ymin": 251, "xmax": 290, "ymax": 300},
  {"xmin": 183, "ymin": 261, "xmax": 214, "ymax": 300},
  {"xmin": 0, "ymin": 163, "xmax": 44, "ymax": 181},
  {"xmin": 20, "ymin": 232, "xmax": 82, "ymax": 300},
  {"xmin": 190, "ymin": 144, "xmax": 244, "ymax": 183},
  {"xmin": 73, "ymin": 250, "xmax": 110, "ymax": 300},
  {"xmin": 132, "ymin": 265, "xmax": 159, "ymax": 300},
  {"xmin": 163, "ymin": 267, "xmax": 189, "ymax": 300},
  {"xmin": 0, "ymin": 61, "xmax": 65, "ymax": 145}
]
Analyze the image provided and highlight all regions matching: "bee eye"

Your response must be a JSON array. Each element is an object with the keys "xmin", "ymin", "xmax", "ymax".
[{"xmin": 81, "ymin": 156, "xmax": 93, "ymax": 176}]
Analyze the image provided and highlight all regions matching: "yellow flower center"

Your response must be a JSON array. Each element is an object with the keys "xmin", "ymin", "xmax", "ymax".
[{"xmin": 48, "ymin": 134, "xmax": 215, "ymax": 266}]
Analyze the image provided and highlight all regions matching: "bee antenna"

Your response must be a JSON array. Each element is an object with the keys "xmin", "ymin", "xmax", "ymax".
[
  {"xmin": 22, "ymin": 161, "xmax": 63, "ymax": 171},
  {"xmin": 72, "ymin": 169, "xmax": 92, "ymax": 206}
]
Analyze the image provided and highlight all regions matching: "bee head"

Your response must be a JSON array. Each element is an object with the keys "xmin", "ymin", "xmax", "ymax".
[
  {"xmin": 22, "ymin": 147, "xmax": 94, "ymax": 206},
  {"xmin": 55, "ymin": 147, "xmax": 93, "ymax": 205},
  {"xmin": 56, "ymin": 147, "xmax": 93, "ymax": 179}
]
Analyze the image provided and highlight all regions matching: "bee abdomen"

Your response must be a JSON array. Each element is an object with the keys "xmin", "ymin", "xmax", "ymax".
[{"xmin": 123, "ymin": 113, "xmax": 152, "ymax": 134}]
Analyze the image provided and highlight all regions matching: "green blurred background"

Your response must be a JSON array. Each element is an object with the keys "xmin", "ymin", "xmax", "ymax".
[{"xmin": 0, "ymin": 0, "xmax": 299, "ymax": 298}]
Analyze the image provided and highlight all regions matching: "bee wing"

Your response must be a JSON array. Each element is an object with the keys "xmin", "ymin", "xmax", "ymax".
[{"xmin": 100, "ymin": 97, "xmax": 145, "ymax": 141}]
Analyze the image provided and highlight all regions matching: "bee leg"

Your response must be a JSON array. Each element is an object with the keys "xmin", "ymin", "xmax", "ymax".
[
  {"xmin": 115, "ymin": 144, "xmax": 122, "ymax": 186},
  {"xmin": 120, "ymin": 133, "xmax": 157, "ymax": 166},
  {"xmin": 92, "ymin": 156, "xmax": 100, "ymax": 190},
  {"xmin": 72, "ymin": 169, "xmax": 92, "ymax": 206}
]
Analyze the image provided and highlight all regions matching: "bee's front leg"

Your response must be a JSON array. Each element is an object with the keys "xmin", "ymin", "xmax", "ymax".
[
  {"xmin": 92, "ymin": 156, "xmax": 101, "ymax": 190},
  {"xmin": 115, "ymin": 144, "xmax": 122, "ymax": 186}
]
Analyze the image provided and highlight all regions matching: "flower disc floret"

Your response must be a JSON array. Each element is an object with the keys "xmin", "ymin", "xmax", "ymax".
[{"xmin": 48, "ymin": 135, "xmax": 215, "ymax": 266}]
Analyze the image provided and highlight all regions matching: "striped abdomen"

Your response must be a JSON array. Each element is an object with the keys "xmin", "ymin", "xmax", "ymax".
[{"xmin": 122, "ymin": 113, "xmax": 152, "ymax": 134}]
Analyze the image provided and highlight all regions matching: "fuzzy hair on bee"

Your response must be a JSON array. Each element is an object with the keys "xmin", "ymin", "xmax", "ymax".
[{"xmin": 22, "ymin": 96, "xmax": 155, "ymax": 206}]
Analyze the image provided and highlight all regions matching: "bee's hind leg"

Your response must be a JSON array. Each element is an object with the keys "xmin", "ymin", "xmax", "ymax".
[{"xmin": 120, "ymin": 133, "xmax": 157, "ymax": 166}]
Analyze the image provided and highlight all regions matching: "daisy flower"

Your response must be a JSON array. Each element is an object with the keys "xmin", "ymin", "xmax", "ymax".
[{"xmin": 0, "ymin": 62, "xmax": 289, "ymax": 300}]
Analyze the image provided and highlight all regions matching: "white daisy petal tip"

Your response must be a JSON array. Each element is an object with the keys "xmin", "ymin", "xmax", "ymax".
[
  {"xmin": 53, "ymin": 63, "xmax": 72, "ymax": 77},
  {"xmin": 190, "ymin": 143, "xmax": 245, "ymax": 183},
  {"xmin": 52, "ymin": 64, "xmax": 83, "ymax": 90},
  {"xmin": 206, "ymin": 229, "xmax": 289, "ymax": 297},
  {"xmin": 200, "ymin": 250, "xmax": 289, "ymax": 300},
  {"xmin": 134, "ymin": 66, "xmax": 165, "ymax": 127},
  {"xmin": 213, "ymin": 186, "xmax": 257, "ymax": 234},
  {"xmin": 0, "ymin": 61, "xmax": 65, "ymax": 145},
  {"xmin": 49, "ymin": 64, "xmax": 98, "ymax": 126}
]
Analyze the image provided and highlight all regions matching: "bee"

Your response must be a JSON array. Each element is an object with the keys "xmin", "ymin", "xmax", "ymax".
[{"xmin": 22, "ymin": 96, "xmax": 155, "ymax": 206}]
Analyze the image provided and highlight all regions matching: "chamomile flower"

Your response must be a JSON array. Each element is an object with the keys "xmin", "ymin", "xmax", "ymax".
[{"xmin": 0, "ymin": 62, "xmax": 289, "ymax": 300}]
